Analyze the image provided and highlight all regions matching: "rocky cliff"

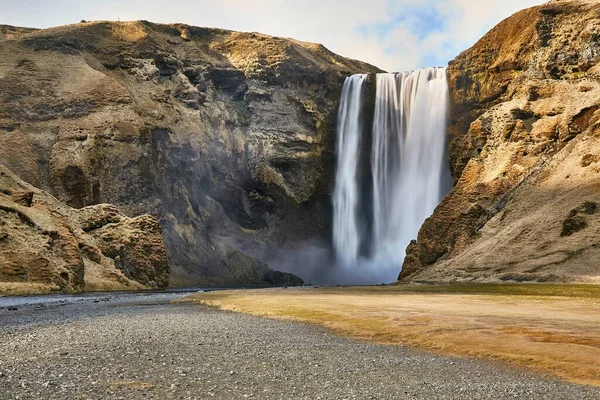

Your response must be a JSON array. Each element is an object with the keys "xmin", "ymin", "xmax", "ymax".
[
  {"xmin": 401, "ymin": 0, "xmax": 600, "ymax": 284},
  {"xmin": 0, "ymin": 21, "xmax": 380, "ymax": 287},
  {"xmin": 0, "ymin": 163, "xmax": 169, "ymax": 295}
]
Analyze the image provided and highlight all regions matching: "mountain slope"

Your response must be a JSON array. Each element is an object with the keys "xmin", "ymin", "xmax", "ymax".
[
  {"xmin": 401, "ymin": 0, "xmax": 600, "ymax": 284},
  {"xmin": 0, "ymin": 21, "xmax": 380, "ymax": 286}
]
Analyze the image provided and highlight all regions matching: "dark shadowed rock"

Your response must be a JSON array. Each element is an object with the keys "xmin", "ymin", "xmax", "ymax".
[
  {"xmin": 8, "ymin": 190, "xmax": 34, "ymax": 207},
  {"xmin": 263, "ymin": 270, "xmax": 304, "ymax": 286},
  {"xmin": 561, "ymin": 201, "xmax": 598, "ymax": 236},
  {"xmin": 561, "ymin": 215, "xmax": 588, "ymax": 237}
]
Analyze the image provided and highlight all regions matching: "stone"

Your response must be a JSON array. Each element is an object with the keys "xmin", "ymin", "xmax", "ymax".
[
  {"xmin": 581, "ymin": 153, "xmax": 600, "ymax": 167},
  {"xmin": 561, "ymin": 201, "xmax": 598, "ymax": 236},
  {"xmin": 179, "ymin": 28, "xmax": 192, "ymax": 41},
  {"xmin": 195, "ymin": 81, "xmax": 207, "ymax": 93},
  {"xmin": 398, "ymin": 241, "xmax": 422, "ymax": 281},
  {"xmin": 0, "ymin": 164, "xmax": 170, "ymax": 295},
  {"xmin": 92, "ymin": 215, "xmax": 170, "ymax": 288},
  {"xmin": 561, "ymin": 215, "xmax": 588, "ymax": 237},
  {"xmin": 77, "ymin": 204, "xmax": 123, "ymax": 232},
  {"xmin": 9, "ymin": 191, "xmax": 34, "ymax": 207}
]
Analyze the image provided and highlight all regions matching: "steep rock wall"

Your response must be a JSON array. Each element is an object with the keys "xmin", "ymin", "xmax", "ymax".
[
  {"xmin": 0, "ymin": 21, "xmax": 381, "ymax": 286},
  {"xmin": 401, "ymin": 0, "xmax": 600, "ymax": 284}
]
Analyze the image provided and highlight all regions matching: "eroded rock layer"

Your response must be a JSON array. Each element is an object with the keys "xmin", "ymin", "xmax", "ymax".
[
  {"xmin": 401, "ymin": 0, "xmax": 600, "ymax": 284},
  {"xmin": 0, "ymin": 164, "xmax": 169, "ymax": 295},
  {"xmin": 0, "ymin": 21, "xmax": 380, "ymax": 286}
]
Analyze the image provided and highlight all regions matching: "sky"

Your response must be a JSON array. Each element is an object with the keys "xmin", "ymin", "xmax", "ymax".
[{"xmin": 1, "ymin": 0, "xmax": 544, "ymax": 72}]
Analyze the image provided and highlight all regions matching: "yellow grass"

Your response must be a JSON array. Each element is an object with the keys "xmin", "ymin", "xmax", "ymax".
[{"xmin": 180, "ymin": 284, "xmax": 600, "ymax": 387}]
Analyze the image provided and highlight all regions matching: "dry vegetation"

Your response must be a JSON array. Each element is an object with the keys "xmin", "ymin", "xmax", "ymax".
[{"xmin": 181, "ymin": 284, "xmax": 600, "ymax": 387}]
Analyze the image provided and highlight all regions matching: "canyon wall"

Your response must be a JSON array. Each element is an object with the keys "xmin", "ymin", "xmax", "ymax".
[
  {"xmin": 401, "ymin": 0, "xmax": 600, "ymax": 284},
  {"xmin": 0, "ymin": 22, "xmax": 380, "ymax": 287},
  {"xmin": 4, "ymin": 1, "xmax": 598, "ymax": 289}
]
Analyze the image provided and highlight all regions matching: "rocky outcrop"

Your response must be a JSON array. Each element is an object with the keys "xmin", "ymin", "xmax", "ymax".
[
  {"xmin": 401, "ymin": 0, "xmax": 600, "ymax": 284},
  {"xmin": 561, "ymin": 201, "xmax": 598, "ymax": 237},
  {"xmin": 0, "ymin": 21, "xmax": 380, "ymax": 286},
  {"xmin": 0, "ymin": 164, "xmax": 169, "ymax": 295}
]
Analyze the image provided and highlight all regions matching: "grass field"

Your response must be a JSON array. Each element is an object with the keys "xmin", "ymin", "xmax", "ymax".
[{"xmin": 181, "ymin": 284, "xmax": 600, "ymax": 387}]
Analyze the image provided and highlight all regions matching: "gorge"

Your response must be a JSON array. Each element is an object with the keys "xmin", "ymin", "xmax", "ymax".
[
  {"xmin": 3, "ymin": 2, "xmax": 600, "ymax": 398},
  {"xmin": 1, "ymin": 0, "xmax": 599, "ymax": 293}
]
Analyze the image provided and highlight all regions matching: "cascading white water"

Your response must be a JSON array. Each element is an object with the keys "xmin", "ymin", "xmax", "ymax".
[
  {"xmin": 332, "ymin": 68, "xmax": 449, "ymax": 284},
  {"xmin": 371, "ymin": 68, "xmax": 449, "ymax": 268},
  {"xmin": 332, "ymin": 74, "xmax": 367, "ymax": 266}
]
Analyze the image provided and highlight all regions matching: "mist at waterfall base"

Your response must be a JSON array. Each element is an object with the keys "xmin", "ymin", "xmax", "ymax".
[{"xmin": 329, "ymin": 68, "xmax": 451, "ymax": 285}]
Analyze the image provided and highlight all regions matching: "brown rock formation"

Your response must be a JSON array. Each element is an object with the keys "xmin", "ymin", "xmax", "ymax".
[
  {"xmin": 401, "ymin": 0, "xmax": 600, "ymax": 284},
  {"xmin": 0, "ymin": 21, "xmax": 380, "ymax": 286},
  {"xmin": 0, "ymin": 164, "xmax": 169, "ymax": 295}
]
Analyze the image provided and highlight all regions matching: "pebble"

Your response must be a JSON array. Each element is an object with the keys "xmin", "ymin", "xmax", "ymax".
[{"xmin": 0, "ymin": 292, "xmax": 598, "ymax": 399}]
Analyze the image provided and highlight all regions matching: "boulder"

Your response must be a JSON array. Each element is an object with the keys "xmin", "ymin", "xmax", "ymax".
[{"xmin": 0, "ymin": 164, "xmax": 170, "ymax": 295}]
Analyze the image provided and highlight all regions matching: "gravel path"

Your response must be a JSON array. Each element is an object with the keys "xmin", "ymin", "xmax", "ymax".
[{"xmin": 0, "ymin": 292, "xmax": 598, "ymax": 399}]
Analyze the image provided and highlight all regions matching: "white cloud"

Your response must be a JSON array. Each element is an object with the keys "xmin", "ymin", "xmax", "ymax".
[
  {"xmin": 1, "ymin": 0, "xmax": 545, "ymax": 71},
  {"xmin": 355, "ymin": 0, "xmax": 545, "ymax": 71}
]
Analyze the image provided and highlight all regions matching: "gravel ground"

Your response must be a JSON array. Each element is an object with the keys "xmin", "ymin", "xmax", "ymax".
[{"xmin": 0, "ymin": 292, "xmax": 599, "ymax": 400}]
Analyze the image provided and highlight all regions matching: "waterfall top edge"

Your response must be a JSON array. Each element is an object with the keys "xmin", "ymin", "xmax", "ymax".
[
  {"xmin": 348, "ymin": 67, "xmax": 447, "ymax": 79},
  {"xmin": 346, "ymin": 73, "xmax": 368, "ymax": 80},
  {"xmin": 379, "ymin": 67, "xmax": 447, "ymax": 75}
]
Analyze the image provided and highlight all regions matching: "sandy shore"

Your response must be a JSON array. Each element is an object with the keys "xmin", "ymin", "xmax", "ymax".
[
  {"xmin": 182, "ymin": 284, "xmax": 600, "ymax": 387},
  {"xmin": 1, "ymin": 290, "xmax": 598, "ymax": 399}
]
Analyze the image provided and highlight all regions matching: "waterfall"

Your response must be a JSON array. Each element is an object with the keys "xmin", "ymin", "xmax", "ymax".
[
  {"xmin": 332, "ymin": 68, "xmax": 449, "ymax": 284},
  {"xmin": 371, "ymin": 68, "xmax": 449, "ymax": 268},
  {"xmin": 332, "ymin": 74, "xmax": 367, "ymax": 266}
]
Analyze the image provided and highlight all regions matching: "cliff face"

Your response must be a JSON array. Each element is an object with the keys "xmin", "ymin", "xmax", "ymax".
[
  {"xmin": 0, "ymin": 21, "xmax": 380, "ymax": 286},
  {"xmin": 0, "ymin": 164, "xmax": 169, "ymax": 295},
  {"xmin": 401, "ymin": 0, "xmax": 600, "ymax": 284}
]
